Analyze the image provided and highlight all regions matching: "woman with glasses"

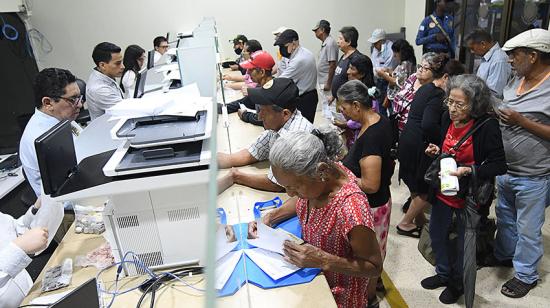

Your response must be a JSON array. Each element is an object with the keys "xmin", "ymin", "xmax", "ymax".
[
  {"xmin": 260, "ymin": 127, "xmax": 382, "ymax": 308},
  {"xmin": 391, "ymin": 53, "xmax": 440, "ymax": 134},
  {"xmin": 120, "ymin": 44, "xmax": 145, "ymax": 98},
  {"xmin": 396, "ymin": 55, "xmax": 465, "ymax": 238},
  {"xmin": 421, "ymin": 75, "xmax": 506, "ymax": 304}
]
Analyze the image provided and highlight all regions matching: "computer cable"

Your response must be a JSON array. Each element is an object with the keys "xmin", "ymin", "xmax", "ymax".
[
  {"xmin": 97, "ymin": 251, "xmax": 157, "ymax": 308},
  {"xmin": 136, "ymin": 266, "xmax": 205, "ymax": 308}
]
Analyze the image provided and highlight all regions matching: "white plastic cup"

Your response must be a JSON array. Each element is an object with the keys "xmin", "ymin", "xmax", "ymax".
[{"xmin": 440, "ymin": 157, "xmax": 459, "ymax": 196}]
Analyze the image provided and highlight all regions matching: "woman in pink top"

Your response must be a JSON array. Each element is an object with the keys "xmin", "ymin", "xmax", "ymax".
[
  {"xmin": 260, "ymin": 128, "xmax": 382, "ymax": 308},
  {"xmin": 222, "ymin": 40, "xmax": 262, "ymax": 90}
]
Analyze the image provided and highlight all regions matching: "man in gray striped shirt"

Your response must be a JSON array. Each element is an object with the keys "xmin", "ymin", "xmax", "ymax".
[{"xmin": 218, "ymin": 78, "xmax": 313, "ymax": 192}]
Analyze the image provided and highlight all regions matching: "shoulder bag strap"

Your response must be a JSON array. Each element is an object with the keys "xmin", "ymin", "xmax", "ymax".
[
  {"xmin": 430, "ymin": 14, "xmax": 452, "ymax": 44},
  {"xmin": 450, "ymin": 117, "xmax": 491, "ymax": 152}
]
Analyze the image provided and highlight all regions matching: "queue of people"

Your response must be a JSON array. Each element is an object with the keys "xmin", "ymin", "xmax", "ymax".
[{"xmin": 218, "ymin": 25, "xmax": 549, "ymax": 308}]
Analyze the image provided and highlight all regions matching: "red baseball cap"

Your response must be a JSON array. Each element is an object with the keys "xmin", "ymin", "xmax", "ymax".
[{"xmin": 239, "ymin": 51, "xmax": 275, "ymax": 70}]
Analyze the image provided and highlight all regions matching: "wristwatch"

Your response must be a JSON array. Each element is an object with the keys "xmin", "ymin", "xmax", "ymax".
[{"xmin": 31, "ymin": 205, "xmax": 39, "ymax": 215}]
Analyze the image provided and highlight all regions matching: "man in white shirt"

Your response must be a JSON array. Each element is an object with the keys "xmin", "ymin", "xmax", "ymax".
[
  {"xmin": 86, "ymin": 42, "xmax": 124, "ymax": 121},
  {"xmin": 313, "ymin": 19, "xmax": 339, "ymax": 119},
  {"xmin": 369, "ymin": 28, "xmax": 397, "ymax": 116},
  {"xmin": 0, "ymin": 198, "xmax": 48, "ymax": 308},
  {"xmin": 218, "ymin": 78, "xmax": 313, "ymax": 192},
  {"xmin": 19, "ymin": 68, "xmax": 83, "ymax": 198},
  {"xmin": 153, "ymin": 36, "xmax": 169, "ymax": 65},
  {"xmin": 274, "ymin": 29, "xmax": 318, "ymax": 123}
]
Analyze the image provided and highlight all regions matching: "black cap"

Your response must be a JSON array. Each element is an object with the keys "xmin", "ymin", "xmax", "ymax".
[
  {"xmin": 232, "ymin": 34, "xmax": 248, "ymax": 45},
  {"xmin": 248, "ymin": 78, "xmax": 299, "ymax": 110},
  {"xmin": 274, "ymin": 29, "xmax": 299, "ymax": 46},
  {"xmin": 312, "ymin": 20, "xmax": 330, "ymax": 31}
]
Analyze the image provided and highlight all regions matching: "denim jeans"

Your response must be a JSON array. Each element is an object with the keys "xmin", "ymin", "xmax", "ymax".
[
  {"xmin": 429, "ymin": 198, "xmax": 465, "ymax": 288},
  {"xmin": 494, "ymin": 174, "xmax": 550, "ymax": 284}
]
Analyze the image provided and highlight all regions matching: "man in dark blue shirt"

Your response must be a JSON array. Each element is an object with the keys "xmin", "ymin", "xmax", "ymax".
[{"xmin": 416, "ymin": 0, "xmax": 456, "ymax": 58}]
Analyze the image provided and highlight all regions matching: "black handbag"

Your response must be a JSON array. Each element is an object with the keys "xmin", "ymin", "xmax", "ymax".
[
  {"xmin": 424, "ymin": 118, "xmax": 491, "ymax": 190},
  {"xmin": 470, "ymin": 164, "xmax": 495, "ymax": 205}
]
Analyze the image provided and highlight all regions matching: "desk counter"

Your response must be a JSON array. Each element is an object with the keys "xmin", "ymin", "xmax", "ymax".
[{"xmin": 22, "ymin": 107, "xmax": 336, "ymax": 307}]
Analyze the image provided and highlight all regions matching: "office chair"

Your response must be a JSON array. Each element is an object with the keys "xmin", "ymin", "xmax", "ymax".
[
  {"xmin": 75, "ymin": 79, "xmax": 90, "ymax": 126},
  {"xmin": 20, "ymin": 169, "xmax": 38, "ymax": 208}
]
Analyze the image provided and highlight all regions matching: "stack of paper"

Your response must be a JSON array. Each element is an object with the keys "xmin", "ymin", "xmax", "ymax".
[
  {"xmin": 215, "ymin": 250, "xmax": 242, "ymax": 290},
  {"xmin": 215, "ymin": 222, "xmax": 306, "ymax": 290},
  {"xmin": 106, "ymin": 83, "xmax": 208, "ymax": 120},
  {"xmin": 246, "ymin": 222, "xmax": 295, "ymax": 255},
  {"xmin": 244, "ymin": 248, "xmax": 300, "ymax": 280}
]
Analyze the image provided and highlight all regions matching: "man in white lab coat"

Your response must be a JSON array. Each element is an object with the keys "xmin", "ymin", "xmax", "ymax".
[{"xmin": 0, "ymin": 199, "xmax": 48, "ymax": 308}]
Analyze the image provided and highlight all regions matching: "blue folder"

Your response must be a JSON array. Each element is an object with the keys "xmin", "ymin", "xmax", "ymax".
[{"xmin": 217, "ymin": 198, "xmax": 321, "ymax": 297}]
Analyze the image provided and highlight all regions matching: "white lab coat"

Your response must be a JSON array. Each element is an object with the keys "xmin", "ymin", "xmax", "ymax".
[{"xmin": 0, "ymin": 207, "xmax": 36, "ymax": 308}]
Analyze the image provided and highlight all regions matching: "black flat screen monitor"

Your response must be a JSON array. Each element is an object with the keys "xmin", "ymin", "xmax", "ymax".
[
  {"xmin": 147, "ymin": 50, "xmax": 155, "ymax": 69},
  {"xmin": 133, "ymin": 68, "xmax": 149, "ymax": 98},
  {"xmin": 51, "ymin": 278, "xmax": 100, "ymax": 308},
  {"xmin": 34, "ymin": 120, "xmax": 77, "ymax": 196}
]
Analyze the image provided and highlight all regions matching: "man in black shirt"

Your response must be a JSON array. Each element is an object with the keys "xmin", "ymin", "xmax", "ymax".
[{"xmin": 330, "ymin": 26, "xmax": 360, "ymax": 102}]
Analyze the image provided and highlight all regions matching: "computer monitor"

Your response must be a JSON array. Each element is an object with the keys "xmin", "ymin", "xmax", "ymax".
[
  {"xmin": 34, "ymin": 120, "xmax": 77, "ymax": 196},
  {"xmin": 147, "ymin": 50, "xmax": 155, "ymax": 69},
  {"xmin": 51, "ymin": 278, "xmax": 100, "ymax": 308},
  {"xmin": 133, "ymin": 68, "xmax": 148, "ymax": 98}
]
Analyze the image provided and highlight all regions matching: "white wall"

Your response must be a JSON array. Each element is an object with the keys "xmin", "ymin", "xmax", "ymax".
[
  {"xmin": 404, "ymin": 0, "xmax": 427, "ymax": 62},
  {"xmin": 28, "ymin": 0, "xmax": 418, "ymax": 80}
]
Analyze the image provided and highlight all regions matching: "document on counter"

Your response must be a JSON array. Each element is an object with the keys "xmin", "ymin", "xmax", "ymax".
[
  {"xmin": 107, "ymin": 83, "xmax": 206, "ymax": 120},
  {"xmin": 246, "ymin": 222, "xmax": 294, "ymax": 255},
  {"xmin": 239, "ymin": 103, "xmax": 256, "ymax": 114},
  {"xmin": 216, "ymin": 227, "xmax": 238, "ymax": 261},
  {"xmin": 215, "ymin": 250, "xmax": 242, "ymax": 290},
  {"xmin": 244, "ymin": 248, "xmax": 300, "ymax": 281}
]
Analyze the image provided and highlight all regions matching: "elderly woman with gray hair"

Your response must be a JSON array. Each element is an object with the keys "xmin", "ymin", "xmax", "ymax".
[
  {"xmin": 421, "ymin": 74, "xmax": 506, "ymax": 304},
  {"xmin": 261, "ymin": 127, "xmax": 382, "ymax": 308}
]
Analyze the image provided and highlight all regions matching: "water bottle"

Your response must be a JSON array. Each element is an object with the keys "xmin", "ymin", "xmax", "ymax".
[{"xmin": 440, "ymin": 157, "xmax": 459, "ymax": 196}]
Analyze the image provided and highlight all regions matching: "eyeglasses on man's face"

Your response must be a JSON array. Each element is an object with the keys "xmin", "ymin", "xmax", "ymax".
[{"xmin": 53, "ymin": 95, "xmax": 83, "ymax": 106}]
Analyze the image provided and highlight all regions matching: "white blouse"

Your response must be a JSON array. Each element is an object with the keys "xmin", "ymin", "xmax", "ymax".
[{"xmin": 121, "ymin": 70, "xmax": 137, "ymax": 99}]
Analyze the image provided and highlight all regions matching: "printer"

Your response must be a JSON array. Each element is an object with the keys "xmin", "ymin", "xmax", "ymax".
[
  {"xmin": 37, "ymin": 98, "xmax": 214, "ymax": 276},
  {"xmin": 36, "ymin": 17, "xmax": 221, "ymax": 276}
]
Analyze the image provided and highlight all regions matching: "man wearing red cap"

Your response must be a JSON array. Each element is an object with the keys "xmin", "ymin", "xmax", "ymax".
[
  {"xmin": 219, "ymin": 50, "xmax": 276, "ymax": 126},
  {"xmin": 237, "ymin": 50, "xmax": 277, "ymax": 125}
]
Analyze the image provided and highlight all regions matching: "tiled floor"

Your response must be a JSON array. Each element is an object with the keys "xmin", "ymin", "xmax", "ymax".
[{"xmin": 379, "ymin": 164, "xmax": 550, "ymax": 308}]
